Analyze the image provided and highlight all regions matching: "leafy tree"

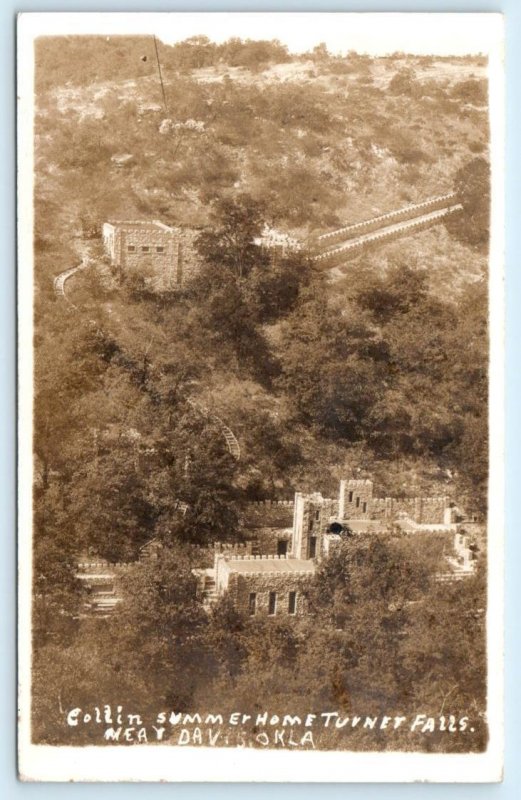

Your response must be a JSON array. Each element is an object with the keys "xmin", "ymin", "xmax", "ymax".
[
  {"xmin": 447, "ymin": 157, "xmax": 490, "ymax": 251},
  {"xmin": 244, "ymin": 251, "xmax": 314, "ymax": 324},
  {"xmin": 110, "ymin": 545, "xmax": 214, "ymax": 710},
  {"xmin": 278, "ymin": 285, "xmax": 385, "ymax": 440},
  {"xmin": 195, "ymin": 194, "xmax": 269, "ymax": 280}
]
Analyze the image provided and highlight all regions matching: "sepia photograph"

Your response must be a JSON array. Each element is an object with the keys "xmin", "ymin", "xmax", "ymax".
[{"xmin": 17, "ymin": 12, "xmax": 504, "ymax": 782}]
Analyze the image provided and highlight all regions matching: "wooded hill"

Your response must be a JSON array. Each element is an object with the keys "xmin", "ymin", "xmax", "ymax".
[{"xmin": 31, "ymin": 36, "xmax": 489, "ymax": 750}]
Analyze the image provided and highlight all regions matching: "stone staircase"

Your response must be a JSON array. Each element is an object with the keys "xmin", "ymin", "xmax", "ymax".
[
  {"xmin": 435, "ymin": 555, "xmax": 476, "ymax": 584},
  {"xmin": 76, "ymin": 561, "xmax": 123, "ymax": 617},
  {"xmin": 201, "ymin": 573, "xmax": 218, "ymax": 609},
  {"xmin": 187, "ymin": 398, "xmax": 241, "ymax": 460},
  {"xmin": 220, "ymin": 423, "xmax": 241, "ymax": 460},
  {"xmin": 88, "ymin": 587, "xmax": 122, "ymax": 615}
]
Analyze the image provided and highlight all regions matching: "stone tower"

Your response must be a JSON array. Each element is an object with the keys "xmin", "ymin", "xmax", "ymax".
[{"xmin": 291, "ymin": 492, "xmax": 336, "ymax": 561}]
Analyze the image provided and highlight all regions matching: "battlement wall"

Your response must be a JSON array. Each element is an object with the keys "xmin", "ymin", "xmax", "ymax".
[{"xmin": 312, "ymin": 192, "xmax": 458, "ymax": 250}]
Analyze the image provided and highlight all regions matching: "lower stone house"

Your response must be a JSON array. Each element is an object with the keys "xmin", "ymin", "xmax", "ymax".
[{"xmin": 76, "ymin": 477, "xmax": 477, "ymax": 617}]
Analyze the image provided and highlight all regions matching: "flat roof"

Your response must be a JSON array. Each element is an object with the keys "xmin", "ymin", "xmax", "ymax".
[
  {"xmin": 105, "ymin": 220, "xmax": 174, "ymax": 232},
  {"xmin": 224, "ymin": 557, "xmax": 315, "ymax": 575},
  {"xmin": 342, "ymin": 519, "xmax": 388, "ymax": 532}
]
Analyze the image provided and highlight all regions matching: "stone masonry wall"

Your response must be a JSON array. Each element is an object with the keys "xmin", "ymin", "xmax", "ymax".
[
  {"xmin": 243, "ymin": 501, "xmax": 294, "ymax": 531},
  {"xmin": 113, "ymin": 224, "xmax": 178, "ymax": 290},
  {"xmin": 367, "ymin": 495, "xmax": 448, "ymax": 524},
  {"xmin": 230, "ymin": 570, "xmax": 312, "ymax": 617},
  {"xmin": 212, "ymin": 541, "xmax": 254, "ymax": 556},
  {"xmin": 339, "ymin": 480, "xmax": 374, "ymax": 519},
  {"xmin": 314, "ymin": 205, "xmax": 462, "ymax": 266},
  {"xmin": 177, "ymin": 227, "xmax": 204, "ymax": 285},
  {"xmin": 313, "ymin": 193, "xmax": 458, "ymax": 250},
  {"xmin": 338, "ymin": 479, "xmax": 449, "ymax": 525},
  {"xmin": 253, "ymin": 527, "xmax": 293, "ymax": 556}
]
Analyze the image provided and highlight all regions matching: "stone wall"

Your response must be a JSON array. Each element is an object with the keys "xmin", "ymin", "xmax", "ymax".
[
  {"xmin": 253, "ymin": 527, "xmax": 293, "ymax": 556},
  {"xmin": 177, "ymin": 227, "xmax": 204, "ymax": 285},
  {"xmin": 314, "ymin": 204, "xmax": 462, "ymax": 266},
  {"xmin": 212, "ymin": 541, "xmax": 254, "ymax": 556},
  {"xmin": 338, "ymin": 479, "xmax": 449, "ymax": 525},
  {"xmin": 228, "ymin": 570, "xmax": 312, "ymax": 617},
  {"xmin": 322, "ymin": 533, "xmax": 343, "ymax": 557},
  {"xmin": 242, "ymin": 501, "xmax": 294, "ymax": 531},
  {"xmin": 312, "ymin": 193, "xmax": 458, "ymax": 250},
  {"xmin": 370, "ymin": 495, "xmax": 449, "ymax": 524}
]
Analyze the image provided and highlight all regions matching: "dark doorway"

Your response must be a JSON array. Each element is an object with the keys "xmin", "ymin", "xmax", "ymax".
[
  {"xmin": 277, "ymin": 539, "xmax": 288, "ymax": 556},
  {"xmin": 309, "ymin": 536, "xmax": 317, "ymax": 559}
]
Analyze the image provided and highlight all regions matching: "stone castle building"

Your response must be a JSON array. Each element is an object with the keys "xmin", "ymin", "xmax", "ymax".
[
  {"xmin": 193, "ymin": 478, "xmax": 475, "ymax": 618},
  {"xmin": 77, "ymin": 477, "xmax": 476, "ymax": 617},
  {"xmin": 102, "ymin": 220, "xmax": 202, "ymax": 291}
]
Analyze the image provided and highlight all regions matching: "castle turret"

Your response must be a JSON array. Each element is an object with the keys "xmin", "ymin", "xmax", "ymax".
[{"xmin": 291, "ymin": 492, "xmax": 336, "ymax": 560}]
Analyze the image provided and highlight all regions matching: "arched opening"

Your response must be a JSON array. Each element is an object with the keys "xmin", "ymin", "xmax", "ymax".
[{"xmin": 328, "ymin": 521, "xmax": 344, "ymax": 534}]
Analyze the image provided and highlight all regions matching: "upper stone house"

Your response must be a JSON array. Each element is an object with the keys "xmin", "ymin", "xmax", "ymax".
[{"xmin": 102, "ymin": 220, "xmax": 202, "ymax": 291}]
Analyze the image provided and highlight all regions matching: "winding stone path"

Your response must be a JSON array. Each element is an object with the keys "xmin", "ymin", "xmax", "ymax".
[{"xmin": 53, "ymin": 256, "xmax": 91, "ymax": 305}]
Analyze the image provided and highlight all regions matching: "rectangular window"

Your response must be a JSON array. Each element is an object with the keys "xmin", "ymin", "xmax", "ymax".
[
  {"xmin": 268, "ymin": 591, "xmax": 277, "ymax": 616},
  {"xmin": 288, "ymin": 591, "xmax": 297, "ymax": 615},
  {"xmin": 176, "ymin": 242, "xmax": 183, "ymax": 285},
  {"xmin": 356, "ymin": 497, "xmax": 360, "ymax": 508},
  {"xmin": 127, "ymin": 245, "xmax": 136, "ymax": 252},
  {"xmin": 362, "ymin": 502, "xmax": 367, "ymax": 513},
  {"xmin": 315, "ymin": 510, "xmax": 320, "ymax": 521},
  {"xmin": 248, "ymin": 593, "xmax": 256, "ymax": 616},
  {"xmin": 141, "ymin": 245, "xmax": 150, "ymax": 252},
  {"xmin": 156, "ymin": 246, "xmax": 165, "ymax": 253},
  {"xmin": 348, "ymin": 491, "xmax": 353, "ymax": 502},
  {"xmin": 309, "ymin": 536, "xmax": 317, "ymax": 559}
]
